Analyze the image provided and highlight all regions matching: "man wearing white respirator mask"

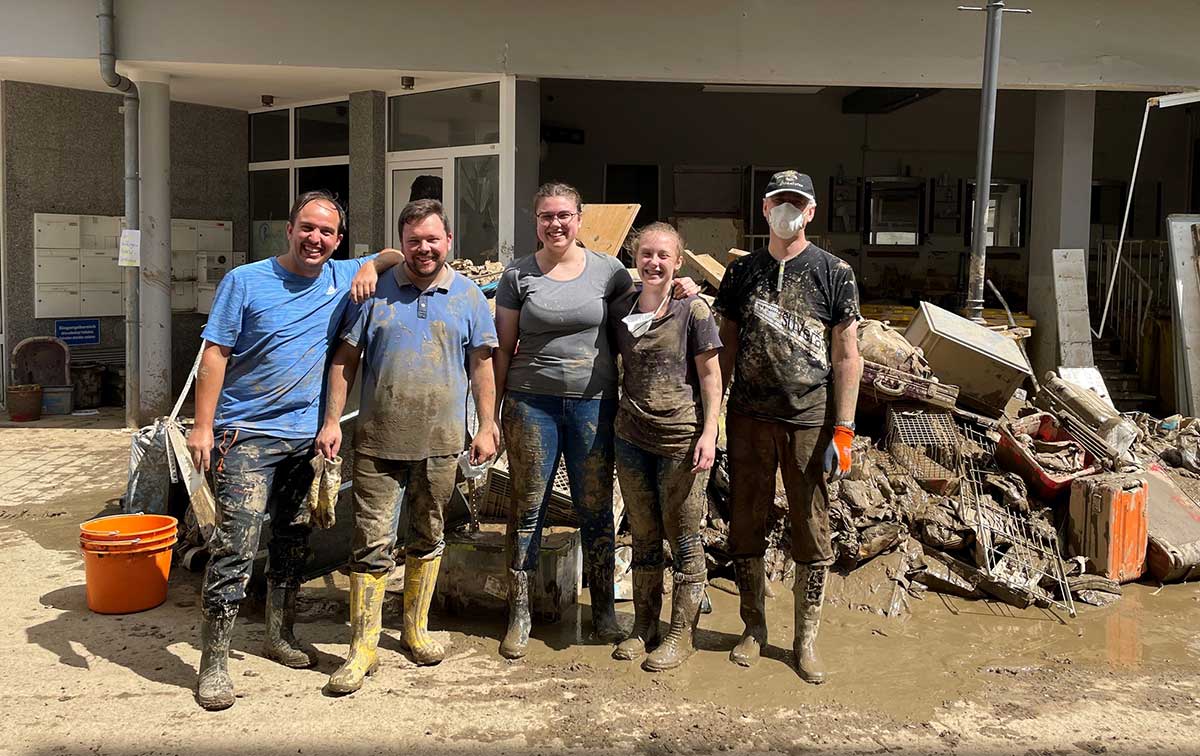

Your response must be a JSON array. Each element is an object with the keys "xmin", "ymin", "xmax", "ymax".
[{"xmin": 713, "ymin": 170, "xmax": 862, "ymax": 684}]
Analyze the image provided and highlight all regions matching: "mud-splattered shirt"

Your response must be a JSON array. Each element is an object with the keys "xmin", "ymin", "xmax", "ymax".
[
  {"xmin": 496, "ymin": 249, "xmax": 632, "ymax": 399},
  {"xmin": 202, "ymin": 256, "xmax": 369, "ymax": 439},
  {"xmin": 714, "ymin": 244, "xmax": 860, "ymax": 427},
  {"xmin": 342, "ymin": 264, "xmax": 498, "ymax": 461},
  {"xmin": 611, "ymin": 293, "xmax": 722, "ymax": 459}
]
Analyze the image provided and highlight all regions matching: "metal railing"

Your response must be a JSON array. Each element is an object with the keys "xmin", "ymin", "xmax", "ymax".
[{"xmin": 1088, "ymin": 239, "xmax": 1168, "ymax": 369}]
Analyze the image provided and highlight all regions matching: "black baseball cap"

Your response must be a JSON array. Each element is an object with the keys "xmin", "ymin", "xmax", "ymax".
[{"xmin": 764, "ymin": 170, "xmax": 816, "ymax": 204}]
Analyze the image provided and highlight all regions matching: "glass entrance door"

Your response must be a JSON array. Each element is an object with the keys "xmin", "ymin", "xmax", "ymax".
[{"xmin": 388, "ymin": 154, "xmax": 500, "ymax": 263}]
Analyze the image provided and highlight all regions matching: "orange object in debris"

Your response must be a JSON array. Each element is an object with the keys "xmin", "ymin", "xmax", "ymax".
[
  {"xmin": 1068, "ymin": 474, "xmax": 1148, "ymax": 584},
  {"xmin": 79, "ymin": 514, "xmax": 177, "ymax": 614}
]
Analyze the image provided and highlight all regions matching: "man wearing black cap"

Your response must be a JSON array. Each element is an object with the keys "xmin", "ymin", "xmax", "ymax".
[{"xmin": 713, "ymin": 170, "xmax": 862, "ymax": 684}]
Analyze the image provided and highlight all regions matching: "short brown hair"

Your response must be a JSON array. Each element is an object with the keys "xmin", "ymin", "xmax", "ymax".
[
  {"xmin": 629, "ymin": 222, "xmax": 685, "ymax": 259},
  {"xmin": 533, "ymin": 181, "xmax": 582, "ymax": 213},
  {"xmin": 289, "ymin": 190, "xmax": 346, "ymax": 235},
  {"xmin": 398, "ymin": 199, "xmax": 450, "ymax": 236}
]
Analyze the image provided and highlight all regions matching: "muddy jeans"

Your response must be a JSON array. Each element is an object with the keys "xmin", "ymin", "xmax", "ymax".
[
  {"xmin": 614, "ymin": 437, "xmax": 707, "ymax": 579},
  {"xmin": 202, "ymin": 432, "xmax": 314, "ymax": 614},
  {"xmin": 350, "ymin": 452, "xmax": 457, "ymax": 573},
  {"xmin": 501, "ymin": 390, "xmax": 616, "ymax": 574},
  {"xmin": 726, "ymin": 410, "xmax": 834, "ymax": 567}
]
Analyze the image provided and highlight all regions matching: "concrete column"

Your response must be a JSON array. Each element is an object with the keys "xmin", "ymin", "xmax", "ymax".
[
  {"xmin": 514, "ymin": 79, "xmax": 541, "ymax": 260},
  {"xmin": 135, "ymin": 74, "xmax": 172, "ymax": 421},
  {"xmin": 349, "ymin": 90, "xmax": 386, "ymax": 255},
  {"xmin": 1027, "ymin": 90, "xmax": 1095, "ymax": 377}
]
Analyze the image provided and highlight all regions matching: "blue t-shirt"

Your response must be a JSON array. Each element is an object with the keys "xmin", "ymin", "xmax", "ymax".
[
  {"xmin": 343, "ymin": 265, "xmax": 498, "ymax": 460},
  {"xmin": 201, "ymin": 256, "xmax": 368, "ymax": 438}
]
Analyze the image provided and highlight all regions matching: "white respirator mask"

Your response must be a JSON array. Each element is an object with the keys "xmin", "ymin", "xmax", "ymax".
[
  {"xmin": 767, "ymin": 202, "xmax": 809, "ymax": 239},
  {"xmin": 622, "ymin": 295, "xmax": 669, "ymax": 338}
]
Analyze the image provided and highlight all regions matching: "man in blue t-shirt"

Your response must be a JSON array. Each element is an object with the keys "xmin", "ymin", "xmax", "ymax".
[
  {"xmin": 187, "ymin": 190, "xmax": 401, "ymax": 711},
  {"xmin": 315, "ymin": 199, "xmax": 499, "ymax": 694}
]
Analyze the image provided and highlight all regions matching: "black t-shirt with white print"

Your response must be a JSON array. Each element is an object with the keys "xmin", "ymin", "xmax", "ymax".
[{"xmin": 714, "ymin": 243, "xmax": 860, "ymax": 427}]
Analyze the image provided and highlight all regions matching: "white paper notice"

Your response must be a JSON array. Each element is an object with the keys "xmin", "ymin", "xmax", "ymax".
[{"xmin": 118, "ymin": 229, "xmax": 141, "ymax": 267}]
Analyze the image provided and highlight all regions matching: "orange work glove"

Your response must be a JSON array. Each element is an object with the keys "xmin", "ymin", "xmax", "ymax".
[{"xmin": 823, "ymin": 424, "xmax": 854, "ymax": 482}]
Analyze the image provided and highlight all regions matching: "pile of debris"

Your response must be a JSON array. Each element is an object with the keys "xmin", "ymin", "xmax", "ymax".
[{"xmin": 449, "ymin": 258, "xmax": 505, "ymax": 288}]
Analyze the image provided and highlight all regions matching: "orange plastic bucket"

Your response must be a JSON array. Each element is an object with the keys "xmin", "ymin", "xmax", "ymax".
[{"xmin": 79, "ymin": 514, "xmax": 178, "ymax": 614}]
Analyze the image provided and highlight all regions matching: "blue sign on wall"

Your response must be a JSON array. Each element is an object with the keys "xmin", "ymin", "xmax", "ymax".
[{"xmin": 54, "ymin": 318, "xmax": 101, "ymax": 346}]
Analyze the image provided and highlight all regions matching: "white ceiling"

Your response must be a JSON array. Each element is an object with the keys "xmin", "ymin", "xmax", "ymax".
[{"xmin": 0, "ymin": 57, "xmax": 479, "ymax": 110}]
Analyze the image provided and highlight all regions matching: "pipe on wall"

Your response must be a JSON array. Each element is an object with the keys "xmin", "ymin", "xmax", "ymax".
[{"xmin": 97, "ymin": 0, "xmax": 140, "ymax": 427}]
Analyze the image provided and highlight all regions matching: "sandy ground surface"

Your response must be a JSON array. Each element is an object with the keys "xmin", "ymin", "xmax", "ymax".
[{"xmin": 3, "ymin": 412, "xmax": 1200, "ymax": 755}]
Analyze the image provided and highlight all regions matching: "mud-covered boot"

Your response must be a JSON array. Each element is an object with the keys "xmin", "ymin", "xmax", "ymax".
[
  {"xmin": 500, "ymin": 569, "xmax": 533, "ymax": 659},
  {"xmin": 196, "ymin": 607, "xmax": 237, "ymax": 711},
  {"xmin": 613, "ymin": 568, "xmax": 663, "ymax": 661},
  {"xmin": 729, "ymin": 558, "xmax": 768, "ymax": 667},
  {"xmin": 327, "ymin": 571, "xmax": 386, "ymax": 695},
  {"xmin": 793, "ymin": 564, "xmax": 828, "ymax": 684},
  {"xmin": 263, "ymin": 582, "xmax": 315, "ymax": 668},
  {"xmin": 588, "ymin": 562, "xmax": 625, "ymax": 644},
  {"xmin": 402, "ymin": 554, "xmax": 446, "ymax": 666},
  {"xmin": 644, "ymin": 573, "xmax": 704, "ymax": 672}
]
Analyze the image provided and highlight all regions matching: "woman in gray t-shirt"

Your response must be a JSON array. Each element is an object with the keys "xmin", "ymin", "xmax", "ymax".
[{"xmin": 493, "ymin": 182, "xmax": 696, "ymax": 659}]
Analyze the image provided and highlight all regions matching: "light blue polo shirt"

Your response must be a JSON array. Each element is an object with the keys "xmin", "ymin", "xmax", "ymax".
[
  {"xmin": 202, "ymin": 256, "xmax": 369, "ymax": 439},
  {"xmin": 343, "ymin": 263, "xmax": 498, "ymax": 461}
]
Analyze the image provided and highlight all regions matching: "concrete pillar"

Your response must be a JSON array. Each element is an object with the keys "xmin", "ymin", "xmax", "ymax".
[
  {"xmin": 1027, "ymin": 90, "xmax": 1095, "ymax": 377},
  {"xmin": 349, "ymin": 90, "xmax": 386, "ymax": 255},
  {"xmin": 135, "ymin": 75, "xmax": 172, "ymax": 421},
  {"xmin": 514, "ymin": 79, "xmax": 541, "ymax": 259}
]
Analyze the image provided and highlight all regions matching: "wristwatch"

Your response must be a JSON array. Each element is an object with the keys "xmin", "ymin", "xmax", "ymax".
[{"xmin": 835, "ymin": 421, "xmax": 856, "ymax": 431}]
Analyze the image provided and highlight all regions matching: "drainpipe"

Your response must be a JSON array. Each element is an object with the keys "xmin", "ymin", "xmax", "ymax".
[{"xmin": 97, "ymin": 0, "xmax": 140, "ymax": 428}]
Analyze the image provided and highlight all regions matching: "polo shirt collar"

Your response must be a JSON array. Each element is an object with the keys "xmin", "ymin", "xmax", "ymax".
[{"xmin": 395, "ymin": 261, "xmax": 455, "ymax": 293}]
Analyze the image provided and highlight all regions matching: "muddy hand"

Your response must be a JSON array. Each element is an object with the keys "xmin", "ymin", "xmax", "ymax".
[
  {"xmin": 692, "ymin": 431, "xmax": 717, "ymax": 473},
  {"xmin": 314, "ymin": 422, "xmax": 342, "ymax": 460},
  {"xmin": 187, "ymin": 425, "xmax": 214, "ymax": 471},
  {"xmin": 823, "ymin": 425, "xmax": 854, "ymax": 482},
  {"xmin": 471, "ymin": 422, "xmax": 499, "ymax": 465},
  {"xmin": 672, "ymin": 276, "xmax": 701, "ymax": 299},
  {"xmin": 350, "ymin": 264, "xmax": 379, "ymax": 303}
]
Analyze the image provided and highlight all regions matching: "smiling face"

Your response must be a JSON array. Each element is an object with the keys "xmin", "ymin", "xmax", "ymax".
[
  {"xmin": 634, "ymin": 230, "xmax": 683, "ymax": 287},
  {"xmin": 534, "ymin": 195, "xmax": 581, "ymax": 253},
  {"xmin": 285, "ymin": 199, "xmax": 343, "ymax": 276},
  {"xmin": 401, "ymin": 213, "xmax": 451, "ymax": 282}
]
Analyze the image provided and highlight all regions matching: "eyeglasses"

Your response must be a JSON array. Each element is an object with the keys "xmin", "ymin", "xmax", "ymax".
[{"xmin": 535, "ymin": 211, "xmax": 579, "ymax": 224}]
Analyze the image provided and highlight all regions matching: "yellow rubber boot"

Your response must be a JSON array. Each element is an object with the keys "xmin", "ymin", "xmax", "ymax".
[
  {"xmin": 402, "ymin": 554, "xmax": 446, "ymax": 666},
  {"xmin": 327, "ymin": 571, "xmax": 387, "ymax": 695}
]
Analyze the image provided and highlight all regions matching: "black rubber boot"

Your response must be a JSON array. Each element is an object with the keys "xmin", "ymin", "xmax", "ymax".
[
  {"xmin": 793, "ymin": 564, "xmax": 828, "ymax": 684},
  {"xmin": 500, "ymin": 569, "xmax": 533, "ymax": 659},
  {"xmin": 197, "ymin": 607, "xmax": 237, "ymax": 711},
  {"xmin": 729, "ymin": 558, "xmax": 768, "ymax": 667},
  {"xmin": 263, "ymin": 582, "xmax": 315, "ymax": 668},
  {"xmin": 643, "ymin": 574, "xmax": 704, "ymax": 672},
  {"xmin": 613, "ymin": 568, "xmax": 663, "ymax": 660},
  {"xmin": 588, "ymin": 562, "xmax": 625, "ymax": 644}
]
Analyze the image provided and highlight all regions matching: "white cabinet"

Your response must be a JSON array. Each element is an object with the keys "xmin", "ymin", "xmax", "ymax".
[
  {"xmin": 171, "ymin": 250, "xmax": 197, "ymax": 281},
  {"xmin": 196, "ymin": 283, "xmax": 217, "ymax": 315},
  {"xmin": 80, "ymin": 248, "xmax": 122, "ymax": 284},
  {"xmin": 34, "ymin": 213, "xmax": 81, "ymax": 249},
  {"xmin": 80, "ymin": 215, "xmax": 121, "ymax": 249},
  {"xmin": 35, "ymin": 249, "xmax": 81, "ymax": 284},
  {"xmin": 196, "ymin": 251, "xmax": 232, "ymax": 284},
  {"xmin": 35, "ymin": 284, "xmax": 81, "ymax": 318},
  {"xmin": 171, "ymin": 281, "xmax": 197, "ymax": 312},
  {"xmin": 198, "ymin": 220, "xmax": 233, "ymax": 251},
  {"xmin": 171, "ymin": 219, "xmax": 199, "ymax": 251},
  {"xmin": 80, "ymin": 284, "xmax": 123, "ymax": 316}
]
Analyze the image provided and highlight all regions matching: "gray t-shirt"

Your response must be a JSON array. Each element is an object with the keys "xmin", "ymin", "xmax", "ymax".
[{"xmin": 496, "ymin": 249, "xmax": 633, "ymax": 399}]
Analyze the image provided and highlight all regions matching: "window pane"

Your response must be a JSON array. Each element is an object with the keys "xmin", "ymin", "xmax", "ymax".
[
  {"xmin": 388, "ymin": 83, "xmax": 500, "ymax": 152},
  {"xmin": 250, "ymin": 110, "xmax": 289, "ymax": 162},
  {"xmin": 249, "ymin": 169, "xmax": 290, "ymax": 261},
  {"xmin": 297, "ymin": 164, "xmax": 350, "ymax": 259},
  {"xmin": 454, "ymin": 155, "xmax": 499, "ymax": 263},
  {"xmin": 295, "ymin": 101, "xmax": 350, "ymax": 159}
]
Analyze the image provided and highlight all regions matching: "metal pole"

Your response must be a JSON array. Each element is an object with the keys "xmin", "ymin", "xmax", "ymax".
[
  {"xmin": 965, "ymin": 1, "xmax": 1004, "ymax": 323},
  {"xmin": 137, "ymin": 78, "xmax": 172, "ymax": 421},
  {"xmin": 122, "ymin": 95, "xmax": 140, "ymax": 428}
]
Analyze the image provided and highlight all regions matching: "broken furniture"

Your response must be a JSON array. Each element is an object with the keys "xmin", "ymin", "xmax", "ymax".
[
  {"xmin": 862, "ymin": 360, "xmax": 959, "ymax": 410},
  {"xmin": 1144, "ymin": 464, "xmax": 1200, "ymax": 582}
]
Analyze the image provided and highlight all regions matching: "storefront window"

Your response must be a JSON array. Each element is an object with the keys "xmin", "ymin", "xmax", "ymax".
[
  {"xmin": 388, "ymin": 83, "xmax": 500, "ymax": 151},
  {"xmin": 249, "ymin": 109, "xmax": 289, "ymax": 163},
  {"xmin": 295, "ymin": 101, "xmax": 350, "ymax": 159}
]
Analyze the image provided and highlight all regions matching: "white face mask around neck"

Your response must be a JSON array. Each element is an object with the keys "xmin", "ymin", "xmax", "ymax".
[{"xmin": 622, "ymin": 295, "xmax": 669, "ymax": 338}]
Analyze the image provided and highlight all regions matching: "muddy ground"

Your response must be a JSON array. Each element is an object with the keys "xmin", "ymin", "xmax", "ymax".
[{"xmin": 2, "ymin": 419, "xmax": 1200, "ymax": 755}]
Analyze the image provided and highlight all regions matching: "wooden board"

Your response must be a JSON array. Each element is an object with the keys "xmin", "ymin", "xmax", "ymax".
[
  {"xmin": 724, "ymin": 248, "xmax": 750, "ymax": 266},
  {"xmin": 578, "ymin": 204, "xmax": 640, "ymax": 256},
  {"xmin": 682, "ymin": 250, "xmax": 726, "ymax": 289}
]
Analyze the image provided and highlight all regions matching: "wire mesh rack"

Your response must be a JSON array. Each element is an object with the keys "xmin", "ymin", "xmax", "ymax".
[
  {"xmin": 885, "ymin": 406, "xmax": 963, "ymax": 490},
  {"xmin": 958, "ymin": 421, "xmax": 1076, "ymax": 618}
]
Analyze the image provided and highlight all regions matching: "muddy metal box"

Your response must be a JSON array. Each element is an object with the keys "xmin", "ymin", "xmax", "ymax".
[
  {"xmin": 1068, "ymin": 473, "xmax": 1148, "ymax": 583},
  {"xmin": 904, "ymin": 302, "xmax": 1031, "ymax": 416},
  {"xmin": 435, "ymin": 523, "xmax": 581, "ymax": 622}
]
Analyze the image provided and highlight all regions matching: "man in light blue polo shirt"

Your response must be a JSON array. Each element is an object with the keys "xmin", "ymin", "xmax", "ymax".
[
  {"xmin": 316, "ymin": 198, "xmax": 498, "ymax": 694},
  {"xmin": 187, "ymin": 190, "xmax": 400, "ymax": 711}
]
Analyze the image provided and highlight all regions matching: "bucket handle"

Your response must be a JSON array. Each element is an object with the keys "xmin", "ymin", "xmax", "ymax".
[{"xmin": 81, "ymin": 536, "xmax": 142, "ymax": 547}]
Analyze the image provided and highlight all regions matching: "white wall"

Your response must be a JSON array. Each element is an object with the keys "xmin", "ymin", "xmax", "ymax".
[{"xmin": 3, "ymin": 0, "xmax": 1200, "ymax": 92}]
